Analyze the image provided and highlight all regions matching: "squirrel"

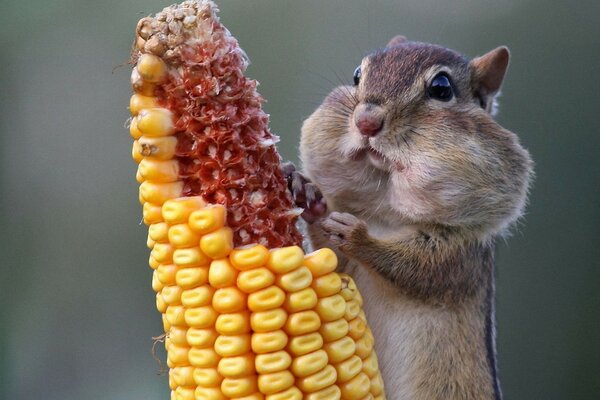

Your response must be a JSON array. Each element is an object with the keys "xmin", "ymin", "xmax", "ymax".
[{"xmin": 284, "ymin": 35, "xmax": 533, "ymax": 400}]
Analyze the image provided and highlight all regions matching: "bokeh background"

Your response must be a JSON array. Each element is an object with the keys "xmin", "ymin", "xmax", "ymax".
[{"xmin": 1, "ymin": 0, "xmax": 598, "ymax": 399}]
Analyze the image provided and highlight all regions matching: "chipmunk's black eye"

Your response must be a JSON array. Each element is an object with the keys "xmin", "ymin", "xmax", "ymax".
[
  {"xmin": 428, "ymin": 73, "xmax": 453, "ymax": 101},
  {"xmin": 353, "ymin": 66, "xmax": 361, "ymax": 85}
]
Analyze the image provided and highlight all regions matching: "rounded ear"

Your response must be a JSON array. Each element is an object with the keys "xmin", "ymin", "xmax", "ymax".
[
  {"xmin": 470, "ymin": 46, "xmax": 510, "ymax": 113},
  {"xmin": 386, "ymin": 35, "xmax": 408, "ymax": 48},
  {"xmin": 470, "ymin": 46, "xmax": 510, "ymax": 95}
]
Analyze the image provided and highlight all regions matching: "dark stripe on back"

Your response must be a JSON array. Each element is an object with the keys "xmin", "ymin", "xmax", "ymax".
[{"xmin": 484, "ymin": 246, "xmax": 503, "ymax": 400}]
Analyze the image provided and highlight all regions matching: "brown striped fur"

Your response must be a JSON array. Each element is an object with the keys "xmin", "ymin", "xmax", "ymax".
[{"xmin": 298, "ymin": 38, "xmax": 532, "ymax": 399}]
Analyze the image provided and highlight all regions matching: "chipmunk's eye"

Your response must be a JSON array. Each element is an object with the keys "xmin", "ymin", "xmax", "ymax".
[
  {"xmin": 428, "ymin": 73, "xmax": 453, "ymax": 101},
  {"xmin": 353, "ymin": 66, "xmax": 361, "ymax": 85}
]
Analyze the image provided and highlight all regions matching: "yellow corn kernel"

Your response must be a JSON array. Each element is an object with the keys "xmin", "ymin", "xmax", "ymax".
[
  {"xmin": 130, "ymin": 93, "xmax": 158, "ymax": 116},
  {"xmin": 173, "ymin": 247, "xmax": 211, "ymax": 268},
  {"xmin": 264, "ymin": 386, "xmax": 302, "ymax": 400},
  {"xmin": 209, "ymin": 259, "xmax": 238, "ymax": 288},
  {"xmin": 229, "ymin": 244, "xmax": 269, "ymax": 271},
  {"xmin": 347, "ymin": 317, "xmax": 367, "ymax": 341},
  {"xmin": 175, "ymin": 266, "xmax": 209, "ymax": 289},
  {"xmin": 151, "ymin": 243, "xmax": 174, "ymax": 263},
  {"xmin": 323, "ymin": 336, "xmax": 355, "ymax": 364},
  {"xmin": 303, "ymin": 248, "xmax": 337, "ymax": 277},
  {"xmin": 143, "ymin": 202, "xmax": 162, "ymax": 224},
  {"xmin": 370, "ymin": 374, "xmax": 384, "ymax": 396},
  {"xmin": 130, "ymin": 116, "xmax": 143, "ymax": 139},
  {"xmin": 311, "ymin": 272, "xmax": 342, "ymax": 298},
  {"xmin": 138, "ymin": 168, "xmax": 147, "ymax": 185},
  {"xmin": 168, "ymin": 326, "xmax": 188, "ymax": 346},
  {"xmin": 339, "ymin": 274, "xmax": 359, "ymax": 301},
  {"xmin": 237, "ymin": 267, "xmax": 275, "ymax": 293},
  {"xmin": 140, "ymin": 181, "xmax": 183, "ymax": 204},
  {"xmin": 137, "ymin": 108, "xmax": 175, "ymax": 137},
  {"xmin": 174, "ymin": 386, "xmax": 195, "ymax": 400},
  {"xmin": 284, "ymin": 311, "xmax": 321, "ymax": 336},
  {"xmin": 149, "ymin": 222, "xmax": 169, "ymax": 242},
  {"xmin": 267, "ymin": 246, "xmax": 304, "ymax": 274},
  {"xmin": 339, "ymin": 372, "xmax": 371, "ymax": 400},
  {"xmin": 189, "ymin": 347, "xmax": 221, "ymax": 368},
  {"xmin": 132, "ymin": 140, "xmax": 144, "ymax": 163},
  {"xmin": 137, "ymin": 136, "xmax": 178, "ymax": 160},
  {"xmin": 162, "ymin": 314, "xmax": 171, "ymax": 332},
  {"xmin": 137, "ymin": 53, "xmax": 167, "ymax": 83},
  {"xmin": 194, "ymin": 386, "xmax": 226, "ymax": 400},
  {"xmin": 345, "ymin": 299, "xmax": 361, "ymax": 321},
  {"xmin": 283, "ymin": 287, "xmax": 318, "ymax": 313},
  {"xmin": 138, "ymin": 159, "xmax": 180, "ymax": 183},
  {"xmin": 257, "ymin": 370, "xmax": 294, "ymax": 395},
  {"xmin": 235, "ymin": 393, "xmax": 264, "ymax": 400},
  {"xmin": 216, "ymin": 311, "xmax": 251, "ymax": 335},
  {"xmin": 200, "ymin": 227, "xmax": 234, "ymax": 259},
  {"xmin": 162, "ymin": 197, "xmax": 206, "ymax": 224},
  {"xmin": 171, "ymin": 366, "xmax": 195, "ymax": 386},
  {"xmin": 194, "ymin": 367, "xmax": 223, "ymax": 387},
  {"xmin": 296, "ymin": 364, "xmax": 337, "ymax": 393},
  {"xmin": 354, "ymin": 334, "xmax": 374, "ymax": 359},
  {"xmin": 189, "ymin": 205, "xmax": 227, "ymax": 234},
  {"xmin": 218, "ymin": 353, "xmax": 255, "ymax": 378},
  {"xmin": 168, "ymin": 224, "xmax": 201, "ymax": 248},
  {"xmin": 165, "ymin": 305, "xmax": 186, "ymax": 326},
  {"xmin": 131, "ymin": 67, "xmax": 155, "ymax": 96},
  {"xmin": 287, "ymin": 332, "xmax": 323, "ymax": 356},
  {"xmin": 222, "ymin": 376, "xmax": 258, "ymax": 398},
  {"xmin": 184, "ymin": 305, "xmax": 218, "ymax": 328},
  {"xmin": 319, "ymin": 319, "xmax": 349, "ymax": 343},
  {"xmin": 335, "ymin": 355, "xmax": 362, "ymax": 383},
  {"xmin": 187, "ymin": 328, "xmax": 218, "ymax": 348},
  {"xmin": 167, "ymin": 344, "xmax": 189, "ymax": 367},
  {"xmin": 161, "ymin": 285, "xmax": 183, "ymax": 305},
  {"xmin": 149, "ymin": 253, "xmax": 161, "ymax": 270},
  {"xmin": 315, "ymin": 294, "xmax": 346, "ymax": 322},
  {"xmin": 181, "ymin": 285, "xmax": 214, "ymax": 307},
  {"xmin": 248, "ymin": 286, "xmax": 285, "ymax": 312},
  {"xmin": 214, "ymin": 334, "xmax": 252, "ymax": 357},
  {"xmin": 212, "ymin": 287, "xmax": 247, "ymax": 313},
  {"xmin": 152, "ymin": 270, "xmax": 163, "ymax": 291},
  {"xmin": 276, "ymin": 266, "xmax": 312, "ymax": 292},
  {"xmin": 250, "ymin": 308, "xmax": 287, "ymax": 332},
  {"xmin": 361, "ymin": 353, "xmax": 379, "ymax": 378},
  {"xmin": 255, "ymin": 350, "xmax": 292, "ymax": 374},
  {"xmin": 304, "ymin": 385, "xmax": 341, "ymax": 400},
  {"xmin": 290, "ymin": 349, "xmax": 328, "ymax": 378},
  {"xmin": 156, "ymin": 293, "xmax": 167, "ymax": 312},
  {"xmin": 251, "ymin": 330, "xmax": 288, "ymax": 354}
]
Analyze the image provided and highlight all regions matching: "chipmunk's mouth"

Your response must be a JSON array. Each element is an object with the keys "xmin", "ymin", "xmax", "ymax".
[{"xmin": 367, "ymin": 147, "xmax": 388, "ymax": 170}]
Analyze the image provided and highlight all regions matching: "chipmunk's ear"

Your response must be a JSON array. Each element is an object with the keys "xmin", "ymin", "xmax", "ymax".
[
  {"xmin": 470, "ymin": 46, "xmax": 510, "ymax": 112},
  {"xmin": 386, "ymin": 35, "xmax": 408, "ymax": 48}
]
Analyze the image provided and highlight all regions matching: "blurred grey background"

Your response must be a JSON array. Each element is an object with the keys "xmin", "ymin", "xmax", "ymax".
[{"xmin": 1, "ymin": 0, "xmax": 598, "ymax": 399}]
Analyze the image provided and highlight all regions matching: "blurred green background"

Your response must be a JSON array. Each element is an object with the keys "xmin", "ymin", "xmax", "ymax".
[{"xmin": 1, "ymin": 0, "xmax": 598, "ymax": 399}]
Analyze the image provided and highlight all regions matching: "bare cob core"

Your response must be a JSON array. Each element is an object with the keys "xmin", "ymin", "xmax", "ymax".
[{"xmin": 133, "ymin": 0, "xmax": 302, "ymax": 248}]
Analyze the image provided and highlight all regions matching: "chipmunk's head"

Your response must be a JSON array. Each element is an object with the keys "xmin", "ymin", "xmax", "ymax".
[{"xmin": 301, "ymin": 36, "xmax": 532, "ymax": 237}]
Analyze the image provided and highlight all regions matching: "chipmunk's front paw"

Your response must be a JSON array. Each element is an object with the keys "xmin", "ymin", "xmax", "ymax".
[
  {"xmin": 320, "ymin": 212, "xmax": 367, "ymax": 253},
  {"xmin": 282, "ymin": 162, "xmax": 327, "ymax": 224}
]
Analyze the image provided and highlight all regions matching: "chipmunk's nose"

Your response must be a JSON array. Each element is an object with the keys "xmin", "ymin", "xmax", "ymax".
[{"xmin": 355, "ymin": 104, "xmax": 384, "ymax": 137}]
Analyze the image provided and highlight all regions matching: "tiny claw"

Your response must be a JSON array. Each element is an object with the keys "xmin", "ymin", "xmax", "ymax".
[
  {"xmin": 281, "ymin": 161, "xmax": 297, "ymax": 182},
  {"xmin": 281, "ymin": 164, "xmax": 328, "ymax": 223}
]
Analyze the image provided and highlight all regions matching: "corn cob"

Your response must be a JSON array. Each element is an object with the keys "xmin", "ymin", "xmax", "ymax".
[{"xmin": 128, "ymin": 1, "xmax": 385, "ymax": 399}]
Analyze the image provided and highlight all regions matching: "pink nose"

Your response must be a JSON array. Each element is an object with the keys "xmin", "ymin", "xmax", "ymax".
[{"xmin": 355, "ymin": 110, "xmax": 384, "ymax": 137}]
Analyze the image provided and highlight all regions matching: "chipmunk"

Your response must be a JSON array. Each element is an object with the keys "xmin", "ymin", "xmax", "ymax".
[{"xmin": 285, "ymin": 36, "xmax": 533, "ymax": 399}]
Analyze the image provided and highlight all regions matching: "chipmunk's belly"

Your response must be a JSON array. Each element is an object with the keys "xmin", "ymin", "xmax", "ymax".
[{"xmin": 344, "ymin": 261, "xmax": 439, "ymax": 400}]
